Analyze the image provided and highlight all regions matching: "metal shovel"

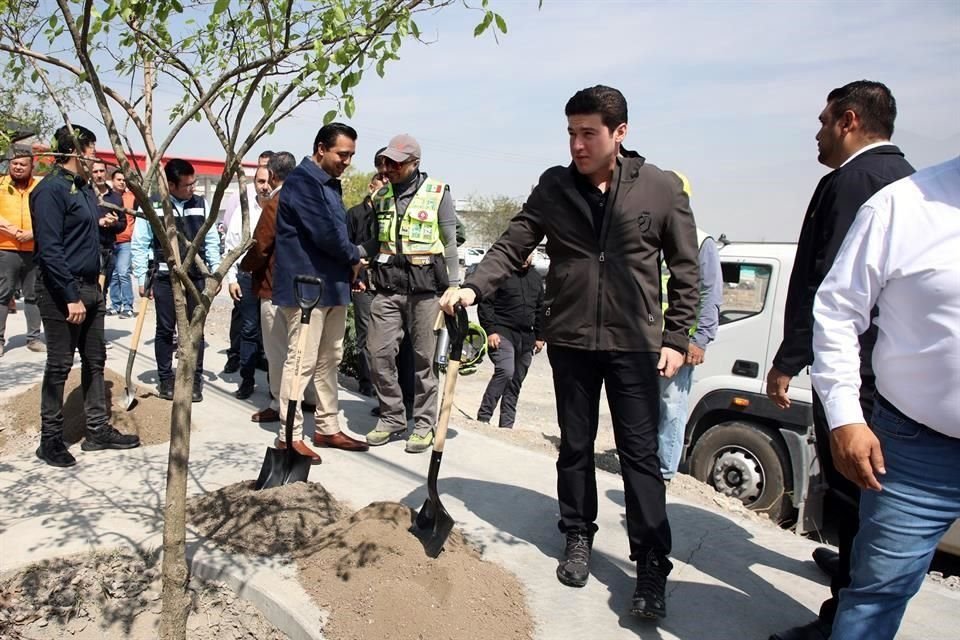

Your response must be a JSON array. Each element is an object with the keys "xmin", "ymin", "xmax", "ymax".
[
  {"xmin": 255, "ymin": 275, "xmax": 323, "ymax": 490},
  {"xmin": 123, "ymin": 266, "xmax": 155, "ymax": 410},
  {"xmin": 411, "ymin": 305, "xmax": 470, "ymax": 557}
]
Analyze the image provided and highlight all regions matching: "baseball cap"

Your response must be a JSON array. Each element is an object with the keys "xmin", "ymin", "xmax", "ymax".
[{"xmin": 379, "ymin": 134, "xmax": 421, "ymax": 163}]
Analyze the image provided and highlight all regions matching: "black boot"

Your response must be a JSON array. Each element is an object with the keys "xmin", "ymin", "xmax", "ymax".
[
  {"xmin": 36, "ymin": 438, "xmax": 77, "ymax": 467},
  {"xmin": 192, "ymin": 380, "xmax": 203, "ymax": 403},
  {"xmin": 556, "ymin": 530, "xmax": 593, "ymax": 587},
  {"xmin": 81, "ymin": 426, "xmax": 141, "ymax": 451},
  {"xmin": 235, "ymin": 378, "xmax": 255, "ymax": 400},
  {"xmin": 631, "ymin": 549, "xmax": 672, "ymax": 620},
  {"xmin": 157, "ymin": 379, "xmax": 174, "ymax": 400},
  {"xmin": 223, "ymin": 355, "xmax": 240, "ymax": 374},
  {"xmin": 768, "ymin": 620, "xmax": 832, "ymax": 640}
]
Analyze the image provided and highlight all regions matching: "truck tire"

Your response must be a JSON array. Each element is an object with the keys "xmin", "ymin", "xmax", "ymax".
[{"xmin": 689, "ymin": 421, "xmax": 793, "ymax": 523}]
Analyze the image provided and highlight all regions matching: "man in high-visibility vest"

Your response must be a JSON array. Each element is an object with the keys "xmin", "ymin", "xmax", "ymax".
[
  {"xmin": 656, "ymin": 172, "xmax": 723, "ymax": 480},
  {"xmin": 363, "ymin": 134, "xmax": 461, "ymax": 453}
]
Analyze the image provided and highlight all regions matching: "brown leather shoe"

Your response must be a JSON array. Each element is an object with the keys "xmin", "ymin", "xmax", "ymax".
[
  {"xmin": 275, "ymin": 438, "xmax": 322, "ymax": 463},
  {"xmin": 313, "ymin": 431, "xmax": 370, "ymax": 452},
  {"xmin": 251, "ymin": 407, "xmax": 280, "ymax": 423}
]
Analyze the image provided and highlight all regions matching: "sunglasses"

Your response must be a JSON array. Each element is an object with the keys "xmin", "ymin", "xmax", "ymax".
[{"xmin": 378, "ymin": 157, "xmax": 413, "ymax": 171}]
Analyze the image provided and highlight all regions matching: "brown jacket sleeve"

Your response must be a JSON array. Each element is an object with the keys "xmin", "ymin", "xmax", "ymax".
[
  {"xmin": 239, "ymin": 194, "xmax": 278, "ymax": 274},
  {"xmin": 660, "ymin": 172, "xmax": 700, "ymax": 354}
]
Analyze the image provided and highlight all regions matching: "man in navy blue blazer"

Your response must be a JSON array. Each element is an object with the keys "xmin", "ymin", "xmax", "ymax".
[{"xmin": 271, "ymin": 123, "xmax": 370, "ymax": 459}]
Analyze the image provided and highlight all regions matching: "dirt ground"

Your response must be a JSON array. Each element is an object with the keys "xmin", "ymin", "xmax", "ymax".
[
  {"xmin": 0, "ymin": 367, "xmax": 176, "ymax": 456},
  {"xmin": 0, "ymin": 548, "xmax": 282, "ymax": 640},
  {"xmin": 189, "ymin": 482, "xmax": 534, "ymax": 640}
]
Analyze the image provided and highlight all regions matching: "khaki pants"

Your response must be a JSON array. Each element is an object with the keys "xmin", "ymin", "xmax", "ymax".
[
  {"xmin": 367, "ymin": 292, "xmax": 440, "ymax": 437},
  {"xmin": 260, "ymin": 300, "xmax": 317, "ymax": 412},
  {"xmin": 275, "ymin": 304, "xmax": 344, "ymax": 439}
]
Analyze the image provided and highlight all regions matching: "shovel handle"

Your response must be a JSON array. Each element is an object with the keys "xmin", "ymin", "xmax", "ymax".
[
  {"xmin": 433, "ymin": 305, "xmax": 470, "ymax": 453},
  {"xmin": 294, "ymin": 275, "xmax": 323, "ymax": 323}
]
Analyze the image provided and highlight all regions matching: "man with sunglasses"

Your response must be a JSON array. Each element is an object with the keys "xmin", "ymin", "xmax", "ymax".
[{"xmin": 363, "ymin": 134, "xmax": 461, "ymax": 453}]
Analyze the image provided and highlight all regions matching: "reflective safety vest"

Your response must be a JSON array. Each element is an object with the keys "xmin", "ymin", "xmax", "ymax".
[
  {"xmin": 374, "ymin": 178, "xmax": 445, "ymax": 255},
  {"xmin": 661, "ymin": 227, "xmax": 712, "ymax": 335}
]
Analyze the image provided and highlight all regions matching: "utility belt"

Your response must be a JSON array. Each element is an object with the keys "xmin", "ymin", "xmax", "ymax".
[{"xmin": 369, "ymin": 251, "xmax": 448, "ymax": 295}]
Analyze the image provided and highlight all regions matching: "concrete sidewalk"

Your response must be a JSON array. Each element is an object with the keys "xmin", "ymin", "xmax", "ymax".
[{"xmin": 1, "ymin": 307, "xmax": 957, "ymax": 640}]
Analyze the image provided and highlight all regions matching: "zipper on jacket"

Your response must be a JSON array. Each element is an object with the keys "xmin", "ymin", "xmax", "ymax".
[
  {"xmin": 640, "ymin": 285, "xmax": 655, "ymax": 325},
  {"xmin": 596, "ymin": 251, "xmax": 605, "ymax": 348}
]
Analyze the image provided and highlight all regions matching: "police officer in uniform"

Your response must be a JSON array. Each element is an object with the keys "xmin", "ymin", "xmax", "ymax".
[{"xmin": 364, "ymin": 135, "xmax": 460, "ymax": 453}]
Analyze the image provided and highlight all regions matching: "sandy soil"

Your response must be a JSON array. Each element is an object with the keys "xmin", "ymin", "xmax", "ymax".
[
  {"xmin": 189, "ymin": 482, "xmax": 534, "ymax": 640},
  {"xmin": 0, "ymin": 548, "xmax": 282, "ymax": 640},
  {"xmin": 0, "ymin": 367, "xmax": 178, "ymax": 457}
]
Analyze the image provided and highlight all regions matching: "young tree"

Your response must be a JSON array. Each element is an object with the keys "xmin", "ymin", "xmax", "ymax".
[
  {"xmin": 0, "ymin": 1, "xmax": 509, "ymax": 638},
  {"xmin": 466, "ymin": 193, "xmax": 523, "ymax": 245}
]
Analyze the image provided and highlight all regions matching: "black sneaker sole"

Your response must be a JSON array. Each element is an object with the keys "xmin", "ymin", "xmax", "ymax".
[
  {"xmin": 629, "ymin": 603, "xmax": 666, "ymax": 620},
  {"xmin": 36, "ymin": 447, "xmax": 77, "ymax": 467},
  {"xmin": 556, "ymin": 566, "xmax": 589, "ymax": 588},
  {"xmin": 81, "ymin": 439, "xmax": 141, "ymax": 451}
]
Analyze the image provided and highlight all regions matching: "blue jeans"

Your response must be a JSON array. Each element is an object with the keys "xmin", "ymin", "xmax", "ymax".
[
  {"xmin": 832, "ymin": 399, "xmax": 960, "ymax": 640},
  {"xmin": 108, "ymin": 242, "xmax": 133, "ymax": 312},
  {"xmin": 657, "ymin": 364, "xmax": 693, "ymax": 479}
]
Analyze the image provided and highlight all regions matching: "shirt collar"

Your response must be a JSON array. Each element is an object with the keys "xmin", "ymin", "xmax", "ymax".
[
  {"xmin": 841, "ymin": 141, "xmax": 894, "ymax": 168},
  {"xmin": 301, "ymin": 156, "xmax": 339, "ymax": 187}
]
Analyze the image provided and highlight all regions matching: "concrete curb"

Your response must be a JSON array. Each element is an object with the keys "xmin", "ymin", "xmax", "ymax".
[{"xmin": 187, "ymin": 541, "xmax": 327, "ymax": 640}]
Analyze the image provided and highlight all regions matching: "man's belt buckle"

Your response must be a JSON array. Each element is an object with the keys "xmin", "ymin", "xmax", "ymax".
[{"xmin": 408, "ymin": 255, "xmax": 433, "ymax": 266}]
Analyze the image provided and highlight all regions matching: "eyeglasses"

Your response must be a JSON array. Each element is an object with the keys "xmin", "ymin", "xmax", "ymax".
[{"xmin": 379, "ymin": 157, "xmax": 413, "ymax": 171}]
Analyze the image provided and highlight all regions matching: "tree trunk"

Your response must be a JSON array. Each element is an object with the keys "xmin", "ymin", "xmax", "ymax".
[{"xmin": 158, "ymin": 287, "xmax": 209, "ymax": 640}]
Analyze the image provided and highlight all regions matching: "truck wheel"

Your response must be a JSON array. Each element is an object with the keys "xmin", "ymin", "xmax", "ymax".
[{"xmin": 690, "ymin": 421, "xmax": 792, "ymax": 523}]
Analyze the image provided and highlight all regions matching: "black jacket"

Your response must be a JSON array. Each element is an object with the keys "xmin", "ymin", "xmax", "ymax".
[
  {"xmin": 773, "ymin": 145, "xmax": 914, "ymax": 376},
  {"xmin": 30, "ymin": 166, "xmax": 102, "ymax": 301},
  {"xmin": 466, "ymin": 153, "xmax": 700, "ymax": 353},
  {"xmin": 478, "ymin": 266, "xmax": 544, "ymax": 349},
  {"xmin": 98, "ymin": 189, "xmax": 127, "ymax": 249}
]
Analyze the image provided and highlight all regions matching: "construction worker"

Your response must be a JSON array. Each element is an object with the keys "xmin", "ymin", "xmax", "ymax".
[
  {"xmin": 364, "ymin": 134, "xmax": 461, "ymax": 453},
  {"xmin": 656, "ymin": 172, "xmax": 723, "ymax": 480}
]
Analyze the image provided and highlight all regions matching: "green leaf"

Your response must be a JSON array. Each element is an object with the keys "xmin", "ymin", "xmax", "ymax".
[
  {"xmin": 333, "ymin": 5, "xmax": 347, "ymax": 24},
  {"xmin": 410, "ymin": 20, "xmax": 420, "ymax": 39},
  {"xmin": 494, "ymin": 13, "xmax": 507, "ymax": 34},
  {"xmin": 323, "ymin": 109, "xmax": 338, "ymax": 125},
  {"xmin": 260, "ymin": 89, "xmax": 273, "ymax": 111},
  {"xmin": 474, "ymin": 12, "xmax": 493, "ymax": 37},
  {"xmin": 344, "ymin": 95, "xmax": 355, "ymax": 118},
  {"xmin": 48, "ymin": 14, "xmax": 57, "ymax": 29},
  {"xmin": 376, "ymin": 58, "xmax": 386, "ymax": 78},
  {"xmin": 213, "ymin": 0, "xmax": 229, "ymax": 16}
]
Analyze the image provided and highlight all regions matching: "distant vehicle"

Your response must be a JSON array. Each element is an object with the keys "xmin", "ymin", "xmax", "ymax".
[
  {"xmin": 532, "ymin": 247, "xmax": 549, "ymax": 277},
  {"xmin": 681, "ymin": 240, "xmax": 960, "ymax": 554},
  {"xmin": 463, "ymin": 247, "xmax": 485, "ymax": 267}
]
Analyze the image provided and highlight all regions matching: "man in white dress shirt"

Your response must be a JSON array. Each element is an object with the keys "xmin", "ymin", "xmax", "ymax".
[{"xmin": 811, "ymin": 156, "xmax": 960, "ymax": 640}]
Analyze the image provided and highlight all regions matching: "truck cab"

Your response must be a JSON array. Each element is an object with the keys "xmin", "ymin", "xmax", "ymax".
[{"xmin": 682, "ymin": 240, "xmax": 960, "ymax": 552}]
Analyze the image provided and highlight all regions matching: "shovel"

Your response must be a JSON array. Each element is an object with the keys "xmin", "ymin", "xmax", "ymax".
[
  {"xmin": 411, "ymin": 304, "xmax": 470, "ymax": 557},
  {"xmin": 123, "ymin": 265, "xmax": 156, "ymax": 410},
  {"xmin": 255, "ymin": 274, "xmax": 324, "ymax": 491}
]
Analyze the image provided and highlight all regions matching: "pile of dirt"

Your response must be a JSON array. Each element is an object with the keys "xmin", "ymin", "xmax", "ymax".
[
  {"xmin": 0, "ymin": 548, "xmax": 282, "ymax": 640},
  {"xmin": 189, "ymin": 482, "xmax": 534, "ymax": 640},
  {"xmin": 188, "ymin": 480, "xmax": 346, "ymax": 560},
  {"xmin": 0, "ymin": 368, "xmax": 175, "ymax": 456}
]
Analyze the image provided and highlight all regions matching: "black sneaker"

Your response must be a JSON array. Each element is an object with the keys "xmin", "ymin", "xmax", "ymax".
[
  {"xmin": 223, "ymin": 356, "xmax": 240, "ymax": 374},
  {"xmin": 158, "ymin": 379, "xmax": 174, "ymax": 400},
  {"xmin": 235, "ymin": 378, "xmax": 255, "ymax": 400},
  {"xmin": 556, "ymin": 530, "xmax": 593, "ymax": 587},
  {"xmin": 630, "ymin": 549, "xmax": 672, "ymax": 619},
  {"xmin": 36, "ymin": 438, "xmax": 77, "ymax": 467},
  {"xmin": 192, "ymin": 381, "xmax": 203, "ymax": 403},
  {"xmin": 81, "ymin": 426, "xmax": 141, "ymax": 451}
]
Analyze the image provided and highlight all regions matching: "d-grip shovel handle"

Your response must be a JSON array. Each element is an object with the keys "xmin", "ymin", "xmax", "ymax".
[
  {"xmin": 294, "ymin": 275, "xmax": 324, "ymax": 322},
  {"xmin": 433, "ymin": 305, "xmax": 470, "ymax": 454}
]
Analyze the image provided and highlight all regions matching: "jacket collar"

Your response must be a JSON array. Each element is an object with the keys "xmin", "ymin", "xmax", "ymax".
[{"xmin": 299, "ymin": 157, "xmax": 340, "ymax": 190}]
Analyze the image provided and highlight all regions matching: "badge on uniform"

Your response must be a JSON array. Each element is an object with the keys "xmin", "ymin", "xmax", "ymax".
[{"xmin": 417, "ymin": 210, "xmax": 429, "ymax": 220}]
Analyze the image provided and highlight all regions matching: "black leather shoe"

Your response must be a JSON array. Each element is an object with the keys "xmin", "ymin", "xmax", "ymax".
[
  {"xmin": 157, "ymin": 379, "xmax": 174, "ymax": 400},
  {"xmin": 631, "ymin": 549, "xmax": 672, "ymax": 619},
  {"xmin": 235, "ymin": 379, "xmax": 255, "ymax": 400},
  {"xmin": 556, "ymin": 530, "xmax": 593, "ymax": 587},
  {"xmin": 812, "ymin": 547, "xmax": 840, "ymax": 580},
  {"xmin": 36, "ymin": 439, "xmax": 77, "ymax": 467},
  {"xmin": 192, "ymin": 382, "xmax": 203, "ymax": 403},
  {"xmin": 223, "ymin": 356, "xmax": 240, "ymax": 374},
  {"xmin": 768, "ymin": 619, "xmax": 831, "ymax": 640},
  {"xmin": 81, "ymin": 426, "xmax": 141, "ymax": 451}
]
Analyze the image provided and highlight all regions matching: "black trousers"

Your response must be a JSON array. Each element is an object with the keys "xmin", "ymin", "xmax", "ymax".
[
  {"xmin": 35, "ymin": 278, "xmax": 108, "ymax": 439},
  {"xmin": 477, "ymin": 335, "xmax": 533, "ymax": 427},
  {"xmin": 352, "ymin": 290, "xmax": 375, "ymax": 393},
  {"xmin": 813, "ymin": 372, "xmax": 874, "ymax": 624},
  {"xmin": 153, "ymin": 274, "xmax": 204, "ymax": 385},
  {"xmin": 99, "ymin": 247, "xmax": 115, "ymax": 290},
  {"xmin": 547, "ymin": 345, "xmax": 670, "ymax": 560}
]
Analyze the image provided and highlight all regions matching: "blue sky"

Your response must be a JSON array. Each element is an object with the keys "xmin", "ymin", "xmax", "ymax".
[{"xmin": 72, "ymin": 0, "xmax": 960, "ymax": 241}]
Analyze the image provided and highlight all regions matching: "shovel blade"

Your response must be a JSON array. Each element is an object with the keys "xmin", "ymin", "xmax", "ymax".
[
  {"xmin": 412, "ymin": 497, "xmax": 455, "ymax": 558},
  {"xmin": 255, "ymin": 447, "xmax": 311, "ymax": 491},
  {"xmin": 123, "ymin": 387, "xmax": 137, "ymax": 411}
]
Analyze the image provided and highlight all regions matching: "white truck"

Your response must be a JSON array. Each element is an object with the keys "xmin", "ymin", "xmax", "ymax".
[{"xmin": 681, "ymin": 240, "xmax": 960, "ymax": 554}]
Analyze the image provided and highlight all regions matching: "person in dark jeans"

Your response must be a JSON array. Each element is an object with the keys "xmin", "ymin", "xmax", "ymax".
[
  {"xmin": 442, "ymin": 86, "xmax": 700, "ymax": 620},
  {"xmin": 476, "ymin": 253, "xmax": 544, "ymax": 428},
  {"xmin": 30, "ymin": 124, "xmax": 140, "ymax": 467}
]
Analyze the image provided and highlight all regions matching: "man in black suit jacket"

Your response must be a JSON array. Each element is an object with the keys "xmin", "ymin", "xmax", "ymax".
[{"xmin": 766, "ymin": 81, "xmax": 915, "ymax": 640}]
